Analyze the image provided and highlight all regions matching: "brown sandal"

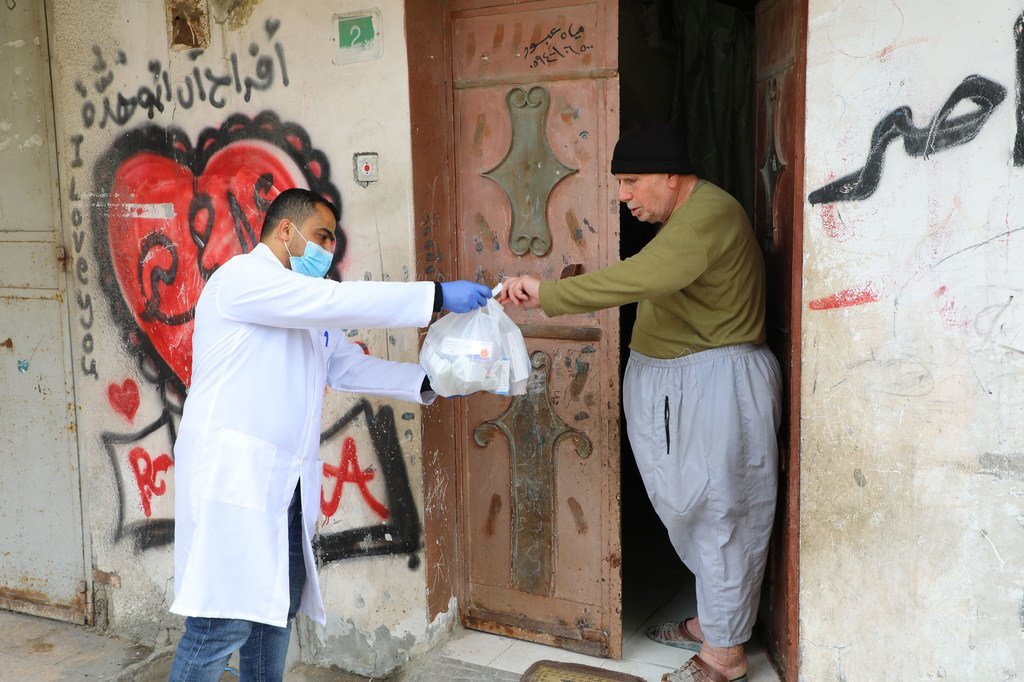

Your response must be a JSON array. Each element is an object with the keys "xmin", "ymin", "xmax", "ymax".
[
  {"xmin": 661, "ymin": 655, "xmax": 747, "ymax": 682},
  {"xmin": 645, "ymin": 618, "xmax": 704, "ymax": 652}
]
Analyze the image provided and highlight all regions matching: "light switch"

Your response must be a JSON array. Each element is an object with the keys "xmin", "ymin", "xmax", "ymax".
[{"xmin": 353, "ymin": 152, "xmax": 379, "ymax": 187}]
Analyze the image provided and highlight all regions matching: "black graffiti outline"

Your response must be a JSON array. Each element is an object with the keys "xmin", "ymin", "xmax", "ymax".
[
  {"xmin": 101, "ymin": 410, "xmax": 177, "ymax": 552},
  {"xmin": 137, "ymin": 232, "xmax": 193, "ymax": 326},
  {"xmin": 90, "ymin": 111, "xmax": 344, "ymax": 396},
  {"xmin": 809, "ymin": 75, "xmax": 1007, "ymax": 205},
  {"xmin": 227, "ymin": 190, "xmax": 259, "ymax": 251},
  {"xmin": 1014, "ymin": 11, "xmax": 1024, "ymax": 166},
  {"xmin": 315, "ymin": 400, "xmax": 422, "ymax": 569},
  {"xmin": 103, "ymin": 398, "xmax": 422, "ymax": 570},
  {"xmin": 188, "ymin": 192, "xmax": 217, "ymax": 279}
]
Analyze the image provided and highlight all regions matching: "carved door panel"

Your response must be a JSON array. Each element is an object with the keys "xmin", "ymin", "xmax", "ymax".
[
  {"xmin": 448, "ymin": 0, "xmax": 621, "ymax": 657},
  {"xmin": 753, "ymin": 0, "xmax": 806, "ymax": 678}
]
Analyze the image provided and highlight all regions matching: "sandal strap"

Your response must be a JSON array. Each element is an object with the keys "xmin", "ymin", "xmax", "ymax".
[
  {"xmin": 662, "ymin": 656, "xmax": 747, "ymax": 682},
  {"xmin": 648, "ymin": 620, "xmax": 702, "ymax": 645}
]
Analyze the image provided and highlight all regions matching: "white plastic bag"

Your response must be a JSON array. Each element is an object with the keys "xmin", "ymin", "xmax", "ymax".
[{"xmin": 420, "ymin": 288, "xmax": 530, "ymax": 397}]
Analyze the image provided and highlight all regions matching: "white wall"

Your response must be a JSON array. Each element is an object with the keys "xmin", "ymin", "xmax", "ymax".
[
  {"xmin": 803, "ymin": 1, "xmax": 1024, "ymax": 678},
  {"xmin": 44, "ymin": 0, "xmax": 445, "ymax": 674}
]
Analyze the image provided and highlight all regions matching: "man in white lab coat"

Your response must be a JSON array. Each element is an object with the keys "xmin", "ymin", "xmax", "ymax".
[{"xmin": 168, "ymin": 188, "xmax": 491, "ymax": 681}]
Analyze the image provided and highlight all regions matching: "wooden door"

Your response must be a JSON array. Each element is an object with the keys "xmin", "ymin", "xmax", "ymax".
[
  {"xmin": 413, "ymin": 0, "xmax": 621, "ymax": 658},
  {"xmin": 753, "ymin": 0, "xmax": 806, "ymax": 678}
]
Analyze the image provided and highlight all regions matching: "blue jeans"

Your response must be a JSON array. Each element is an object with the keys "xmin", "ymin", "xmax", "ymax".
[{"xmin": 169, "ymin": 485, "xmax": 307, "ymax": 681}]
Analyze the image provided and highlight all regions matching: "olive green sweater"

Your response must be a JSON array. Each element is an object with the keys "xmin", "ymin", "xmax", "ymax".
[{"xmin": 539, "ymin": 181, "xmax": 765, "ymax": 358}]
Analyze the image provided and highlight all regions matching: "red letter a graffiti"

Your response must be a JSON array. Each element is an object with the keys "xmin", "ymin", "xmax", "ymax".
[{"xmin": 321, "ymin": 437, "xmax": 390, "ymax": 522}]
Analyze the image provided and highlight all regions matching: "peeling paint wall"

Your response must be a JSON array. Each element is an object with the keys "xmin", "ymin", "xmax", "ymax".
[
  {"xmin": 40, "ymin": 0, "xmax": 446, "ymax": 674},
  {"xmin": 803, "ymin": 1, "xmax": 1024, "ymax": 678}
]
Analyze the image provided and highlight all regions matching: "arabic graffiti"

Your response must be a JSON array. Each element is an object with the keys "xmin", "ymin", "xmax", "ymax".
[
  {"xmin": 808, "ymin": 13, "xmax": 1024, "ymax": 320},
  {"xmin": 523, "ymin": 23, "xmax": 593, "ymax": 69},
  {"xmin": 808, "ymin": 75, "xmax": 1006, "ymax": 205},
  {"xmin": 75, "ymin": 18, "xmax": 288, "ymax": 131}
]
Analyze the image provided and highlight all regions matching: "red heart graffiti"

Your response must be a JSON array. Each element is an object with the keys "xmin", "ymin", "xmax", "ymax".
[
  {"xmin": 107, "ymin": 378, "xmax": 140, "ymax": 422},
  {"xmin": 106, "ymin": 143, "xmax": 303, "ymax": 386}
]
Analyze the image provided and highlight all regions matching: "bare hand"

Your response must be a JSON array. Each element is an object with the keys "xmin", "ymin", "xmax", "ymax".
[{"xmin": 501, "ymin": 276, "xmax": 542, "ymax": 308}]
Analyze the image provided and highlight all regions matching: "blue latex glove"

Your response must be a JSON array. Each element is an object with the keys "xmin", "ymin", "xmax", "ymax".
[{"xmin": 440, "ymin": 281, "xmax": 492, "ymax": 313}]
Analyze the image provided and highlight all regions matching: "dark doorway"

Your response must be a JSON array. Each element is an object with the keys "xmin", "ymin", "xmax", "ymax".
[{"xmin": 616, "ymin": 1, "xmax": 801, "ymax": 679}]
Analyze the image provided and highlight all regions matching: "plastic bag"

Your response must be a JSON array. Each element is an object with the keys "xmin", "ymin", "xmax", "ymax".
[{"xmin": 420, "ymin": 290, "xmax": 530, "ymax": 397}]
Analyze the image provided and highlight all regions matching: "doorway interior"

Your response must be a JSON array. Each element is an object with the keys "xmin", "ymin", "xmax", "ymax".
[
  {"xmin": 617, "ymin": 1, "xmax": 802, "ymax": 679},
  {"xmin": 616, "ymin": 0, "xmax": 764, "ymax": 662}
]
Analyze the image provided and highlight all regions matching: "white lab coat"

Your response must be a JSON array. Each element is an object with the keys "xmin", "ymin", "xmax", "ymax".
[{"xmin": 170, "ymin": 243, "xmax": 435, "ymax": 626}]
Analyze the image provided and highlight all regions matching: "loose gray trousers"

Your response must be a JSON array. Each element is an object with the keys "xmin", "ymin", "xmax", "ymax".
[{"xmin": 623, "ymin": 344, "xmax": 782, "ymax": 648}]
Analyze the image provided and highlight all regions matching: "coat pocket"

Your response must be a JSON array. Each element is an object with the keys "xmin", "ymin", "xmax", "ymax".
[{"xmin": 203, "ymin": 429, "xmax": 279, "ymax": 512}]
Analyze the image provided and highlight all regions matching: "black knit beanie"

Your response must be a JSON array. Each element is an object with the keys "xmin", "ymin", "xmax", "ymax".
[{"xmin": 610, "ymin": 122, "xmax": 694, "ymax": 175}]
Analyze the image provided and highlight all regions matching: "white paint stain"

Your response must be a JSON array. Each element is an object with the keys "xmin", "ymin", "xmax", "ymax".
[
  {"xmin": 0, "ymin": 121, "xmax": 10, "ymax": 132},
  {"xmin": 0, "ymin": 137, "xmax": 10, "ymax": 152},
  {"xmin": 979, "ymin": 528, "xmax": 1005, "ymax": 569},
  {"xmin": 109, "ymin": 203, "xmax": 177, "ymax": 220},
  {"xmin": 19, "ymin": 134, "xmax": 42, "ymax": 150},
  {"xmin": 3, "ymin": 40, "xmax": 26, "ymax": 48}
]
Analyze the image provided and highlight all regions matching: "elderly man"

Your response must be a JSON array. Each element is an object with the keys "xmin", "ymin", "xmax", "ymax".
[
  {"xmin": 169, "ymin": 188, "xmax": 491, "ymax": 681},
  {"xmin": 501, "ymin": 123, "xmax": 781, "ymax": 682}
]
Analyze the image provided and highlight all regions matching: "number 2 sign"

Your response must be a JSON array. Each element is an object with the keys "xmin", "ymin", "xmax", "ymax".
[{"xmin": 333, "ymin": 10, "xmax": 383, "ymax": 65}]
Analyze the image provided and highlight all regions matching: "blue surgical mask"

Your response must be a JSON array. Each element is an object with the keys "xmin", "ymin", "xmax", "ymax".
[{"xmin": 286, "ymin": 225, "xmax": 333, "ymax": 278}]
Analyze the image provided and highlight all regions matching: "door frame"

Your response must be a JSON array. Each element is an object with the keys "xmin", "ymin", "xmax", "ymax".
[
  {"xmin": 752, "ymin": 0, "xmax": 806, "ymax": 679},
  {"xmin": 406, "ymin": 0, "xmax": 463, "ymax": 622}
]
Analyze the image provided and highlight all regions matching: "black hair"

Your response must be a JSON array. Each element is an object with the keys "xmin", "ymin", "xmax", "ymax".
[{"xmin": 260, "ymin": 187, "xmax": 340, "ymax": 242}]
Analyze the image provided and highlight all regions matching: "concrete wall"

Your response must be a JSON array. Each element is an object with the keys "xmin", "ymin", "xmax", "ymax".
[
  {"xmin": 42, "ymin": 0, "xmax": 446, "ymax": 674},
  {"xmin": 802, "ymin": 1, "xmax": 1024, "ymax": 678}
]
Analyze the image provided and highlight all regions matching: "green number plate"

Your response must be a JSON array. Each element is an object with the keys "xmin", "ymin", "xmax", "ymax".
[{"xmin": 338, "ymin": 15, "xmax": 374, "ymax": 49}]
